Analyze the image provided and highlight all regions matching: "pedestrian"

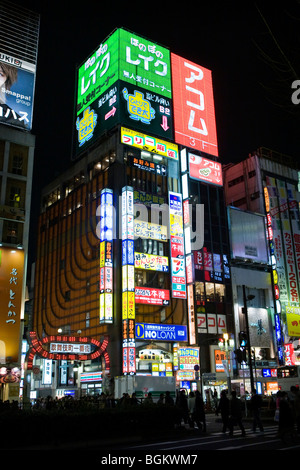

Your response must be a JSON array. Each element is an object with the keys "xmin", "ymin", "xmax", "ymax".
[
  {"xmin": 216, "ymin": 390, "xmax": 230, "ymax": 433},
  {"xmin": 188, "ymin": 391, "xmax": 196, "ymax": 428},
  {"xmin": 130, "ymin": 392, "xmax": 139, "ymax": 406},
  {"xmin": 194, "ymin": 390, "xmax": 206, "ymax": 432},
  {"xmin": 290, "ymin": 386, "xmax": 300, "ymax": 434},
  {"xmin": 250, "ymin": 389, "xmax": 264, "ymax": 433},
  {"xmin": 277, "ymin": 391, "xmax": 295, "ymax": 441},
  {"xmin": 143, "ymin": 392, "xmax": 153, "ymax": 405},
  {"xmin": 177, "ymin": 389, "xmax": 189, "ymax": 424},
  {"xmin": 165, "ymin": 391, "xmax": 174, "ymax": 406},
  {"xmin": 157, "ymin": 393, "xmax": 165, "ymax": 406},
  {"xmin": 228, "ymin": 391, "xmax": 246, "ymax": 437}
]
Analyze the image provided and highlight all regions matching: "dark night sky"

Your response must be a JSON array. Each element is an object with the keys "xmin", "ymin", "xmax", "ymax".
[{"xmin": 9, "ymin": 1, "xmax": 300, "ymax": 267}]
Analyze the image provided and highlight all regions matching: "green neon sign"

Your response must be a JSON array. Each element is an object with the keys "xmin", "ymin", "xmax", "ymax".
[{"xmin": 76, "ymin": 28, "xmax": 172, "ymax": 116}]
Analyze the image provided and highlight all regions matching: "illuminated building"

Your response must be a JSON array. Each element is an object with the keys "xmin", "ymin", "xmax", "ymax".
[
  {"xmin": 0, "ymin": 0, "xmax": 39, "ymax": 401},
  {"xmin": 223, "ymin": 148, "xmax": 300, "ymax": 394},
  {"xmin": 30, "ymin": 27, "xmax": 234, "ymax": 400}
]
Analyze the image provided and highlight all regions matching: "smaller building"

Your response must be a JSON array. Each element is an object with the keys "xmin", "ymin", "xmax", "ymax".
[{"xmin": 223, "ymin": 148, "xmax": 300, "ymax": 394}]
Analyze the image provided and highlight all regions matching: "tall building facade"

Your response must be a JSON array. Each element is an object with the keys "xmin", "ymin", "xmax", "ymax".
[
  {"xmin": 223, "ymin": 148, "xmax": 300, "ymax": 393},
  {"xmin": 0, "ymin": 0, "xmax": 39, "ymax": 401},
  {"xmin": 30, "ymin": 27, "xmax": 234, "ymax": 400}
]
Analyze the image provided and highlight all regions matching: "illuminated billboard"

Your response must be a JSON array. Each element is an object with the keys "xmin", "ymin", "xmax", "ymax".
[
  {"xmin": 121, "ymin": 127, "xmax": 178, "ymax": 160},
  {"xmin": 189, "ymin": 153, "xmax": 222, "ymax": 186},
  {"xmin": 169, "ymin": 191, "xmax": 186, "ymax": 298},
  {"xmin": 0, "ymin": 247, "xmax": 24, "ymax": 363},
  {"xmin": 135, "ymin": 287, "xmax": 170, "ymax": 306},
  {"xmin": 135, "ymin": 323, "xmax": 187, "ymax": 341},
  {"xmin": 171, "ymin": 53, "xmax": 218, "ymax": 157},
  {"xmin": 228, "ymin": 207, "xmax": 269, "ymax": 264},
  {"xmin": 73, "ymin": 28, "xmax": 172, "ymax": 157},
  {"xmin": 264, "ymin": 176, "xmax": 300, "ymax": 339},
  {"xmin": 0, "ymin": 54, "xmax": 35, "ymax": 130}
]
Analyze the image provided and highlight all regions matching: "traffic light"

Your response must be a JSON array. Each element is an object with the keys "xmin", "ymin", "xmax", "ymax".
[
  {"xmin": 239, "ymin": 331, "xmax": 248, "ymax": 348},
  {"xmin": 234, "ymin": 348, "xmax": 247, "ymax": 364}
]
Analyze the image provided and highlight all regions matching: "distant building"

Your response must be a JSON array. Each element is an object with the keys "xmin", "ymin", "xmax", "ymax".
[
  {"xmin": 0, "ymin": 0, "xmax": 39, "ymax": 402},
  {"xmin": 223, "ymin": 148, "xmax": 300, "ymax": 393}
]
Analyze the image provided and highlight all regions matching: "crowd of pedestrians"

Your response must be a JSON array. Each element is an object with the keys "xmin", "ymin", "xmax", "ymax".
[{"xmin": 2, "ymin": 385, "xmax": 300, "ymax": 442}]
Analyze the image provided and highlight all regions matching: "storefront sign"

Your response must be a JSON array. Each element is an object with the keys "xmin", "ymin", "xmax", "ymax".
[
  {"xmin": 121, "ymin": 127, "xmax": 178, "ymax": 160},
  {"xmin": 50, "ymin": 342, "xmax": 92, "ymax": 354},
  {"xmin": 178, "ymin": 347, "xmax": 200, "ymax": 370},
  {"xmin": 122, "ymin": 186, "xmax": 136, "ymax": 375},
  {"xmin": 99, "ymin": 189, "xmax": 114, "ymax": 324},
  {"xmin": 169, "ymin": 191, "xmax": 186, "ymax": 298},
  {"xmin": 135, "ymin": 287, "xmax": 170, "ymax": 305},
  {"xmin": 134, "ymin": 220, "xmax": 168, "ymax": 242},
  {"xmin": 189, "ymin": 153, "xmax": 222, "ymax": 186},
  {"xmin": 135, "ymin": 323, "xmax": 187, "ymax": 341},
  {"xmin": 134, "ymin": 252, "xmax": 168, "ymax": 271}
]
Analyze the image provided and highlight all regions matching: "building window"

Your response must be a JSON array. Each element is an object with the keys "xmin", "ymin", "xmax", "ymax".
[{"xmin": 228, "ymin": 175, "xmax": 244, "ymax": 187}]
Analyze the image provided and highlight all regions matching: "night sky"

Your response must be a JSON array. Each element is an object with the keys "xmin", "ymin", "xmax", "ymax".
[{"xmin": 9, "ymin": 1, "xmax": 300, "ymax": 267}]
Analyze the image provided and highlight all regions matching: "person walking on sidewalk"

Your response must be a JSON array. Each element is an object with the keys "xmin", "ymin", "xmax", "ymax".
[
  {"xmin": 250, "ymin": 389, "xmax": 264, "ymax": 433},
  {"xmin": 216, "ymin": 390, "xmax": 230, "ymax": 434},
  {"xmin": 229, "ymin": 391, "xmax": 246, "ymax": 437}
]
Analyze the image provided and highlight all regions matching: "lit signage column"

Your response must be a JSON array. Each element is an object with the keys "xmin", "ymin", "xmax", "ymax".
[
  {"xmin": 99, "ymin": 189, "xmax": 114, "ymax": 324},
  {"xmin": 180, "ymin": 149, "xmax": 196, "ymax": 344},
  {"xmin": 264, "ymin": 183, "xmax": 284, "ymax": 364},
  {"xmin": 169, "ymin": 191, "xmax": 186, "ymax": 299},
  {"xmin": 121, "ymin": 186, "xmax": 136, "ymax": 374}
]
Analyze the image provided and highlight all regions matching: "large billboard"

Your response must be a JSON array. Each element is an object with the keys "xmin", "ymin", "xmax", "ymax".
[
  {"xmin": 0, "ymin": 54, "xmax": 36, "ymax": 130},
  {"xmin": 73, "ymin": 28, "xmax": 173, "ymax": 157},
  {"xmin": 171, "ymin": 53, "xmax": 218, "ymax": 157},
  {"xmin": 228, "ymin": 207, "xmax": 269, "ymax": 264},
  {"xmin": 74, "ymin": 28, "xmax": 219, "ymax": 159}
]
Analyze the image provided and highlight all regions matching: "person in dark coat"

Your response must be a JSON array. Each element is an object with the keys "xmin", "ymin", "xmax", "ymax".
[
  {"xmin": 177, "ymin": 389, "xmax": 189, "ymax": 424},
  {"xmin": 229, "ymin": 391, "xmax": 245, "ymax": 437},
  {"xmin": 194, "ymin": 390, "xmax": 206, "ymax": 432},
  {"xmin": 216, "ymin": 390, "xmax": 230, "ymax": 433},
  {"xmin": 278, "ymin": 391, "xmax": 295, "ymax": 441},
  {"xmin": 250, "ymin": 390, "xmax": 264, "ymax": 432}
]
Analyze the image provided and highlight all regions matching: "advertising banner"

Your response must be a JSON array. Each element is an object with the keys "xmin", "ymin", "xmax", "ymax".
[
  {"xmin": 135, "ymin": 323, "xmax": 187, "ymax": 342},
  {"xmin": 189, "ymin": 153, "xmax": 222, "ymax": 186},
  {"xmin": 265, "ymin": 177, "xmax": 289, "ymax": 304},
  {"xmin": 276, "ymin": 179, "xmax": 299, "ymax": 305},
  {"xmin": 178, "ymin": 347, "xmax": 200, "ymax": 370},
  {"xmin": 134, "ymin": 252, "xmax": 169, "ymax": 271},
  {"xmin": 135, "ymin": 287, "xmax": 170, "ymax": 305},
  {"xmin": 121, "ymin": 127, "xmax": 178, "ymax": 160},
  {"xmin": 0, "ymin": 54, "xmax": 35, "ymax": 130},
  {"xmin": 0, "ymin": 247, "xmax": 24, "ymax": 363},
  {"xmin": 74, "ymin": 28, "xmax": 172, "ymax": 157},
  {"xmin": 169, "ymin": 191, "xmax": 186, "ymax": 298},
  {"xmin": 171, "ymin": 53, "xmax": 218, "ymax": 157}
]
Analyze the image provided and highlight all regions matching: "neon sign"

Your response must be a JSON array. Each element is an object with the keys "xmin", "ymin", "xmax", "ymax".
[
  {"xmin": 171, "ymin": 53, "xmax": 218, "ymax": 157},
  {"xmin": 99, "ymin": 189, "xmax": 114, "ymax": 324},
  {"xmin": 189, "ymin": 153, "xmax": 222, "ymax": 186}
]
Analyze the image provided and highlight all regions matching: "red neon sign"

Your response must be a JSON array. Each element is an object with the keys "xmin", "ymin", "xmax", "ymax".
[
  {"xmin": 171, "ymin": 53, "xmax": 218, "ymax": 157},
  {"xmin": 135, "ymin": 287, "xmax": 170, "ymax": 305},
  {"xmin": 189, "ymin": 153, "xmax": 222, "ymax": 186}
]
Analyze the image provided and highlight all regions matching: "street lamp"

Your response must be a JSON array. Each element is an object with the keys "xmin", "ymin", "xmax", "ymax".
[{"xmin": 218, "ymin": 333, "xmax": 235, "ymax": 394}]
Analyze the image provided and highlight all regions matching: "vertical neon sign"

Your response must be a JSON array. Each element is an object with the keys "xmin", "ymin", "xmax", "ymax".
[
  {"xmin": 122, "ymin": 186, "xmax": 136, "ymax": 374},
  {"xmin": 99, "ymin": 189, "xmax": 113, "ymax": 324},
  {"xmin": 169, "ymin": 191, "xmax": 186, "ymax": 299}
]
